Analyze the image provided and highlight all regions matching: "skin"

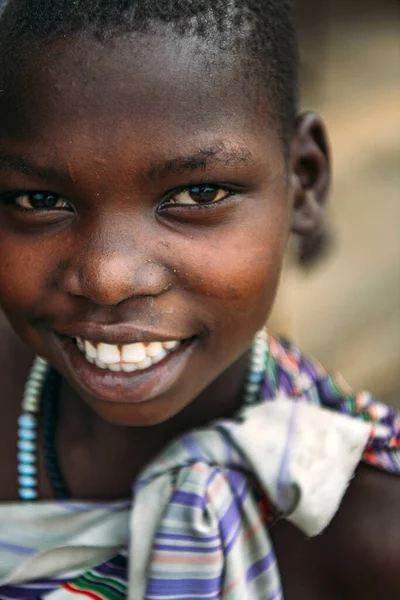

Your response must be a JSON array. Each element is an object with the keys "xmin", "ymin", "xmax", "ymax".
[{"xmin": 0, "ymin": 30, "xmax": 398, "ymax": 598}]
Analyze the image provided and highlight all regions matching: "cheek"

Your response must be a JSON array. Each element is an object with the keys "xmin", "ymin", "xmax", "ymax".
[
  {"xmin": 172, "ymin": 210, "xmax": 288, "ymax": 322},
  {"xmin": 0, "ymin": 235, "xmax": 53, "ymax": 314}
]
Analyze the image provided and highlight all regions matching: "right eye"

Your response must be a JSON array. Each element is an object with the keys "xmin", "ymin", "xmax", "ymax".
[{"xmin": 13, "ymin": 191, "xmax": 72, "ymax": 211}]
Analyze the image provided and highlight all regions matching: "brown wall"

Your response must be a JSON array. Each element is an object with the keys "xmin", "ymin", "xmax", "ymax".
[{"xmin": 271, "ymin": 0, "xmax": 400, "ymax": 405}]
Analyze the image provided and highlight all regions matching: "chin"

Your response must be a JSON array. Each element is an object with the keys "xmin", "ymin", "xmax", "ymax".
[{"xmin": 83, "ymin": 390, "xmax": 190, "ymax": 428}]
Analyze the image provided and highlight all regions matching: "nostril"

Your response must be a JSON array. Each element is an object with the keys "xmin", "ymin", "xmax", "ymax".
[{"xmin": 59, "ymin": 246, "xmax": 173, "ymax": 306}]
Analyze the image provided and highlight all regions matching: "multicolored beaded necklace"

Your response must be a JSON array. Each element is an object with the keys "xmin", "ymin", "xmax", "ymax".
[{"xmin": 17, "ymin": 329, "xmax": 268, "ymax": 501}]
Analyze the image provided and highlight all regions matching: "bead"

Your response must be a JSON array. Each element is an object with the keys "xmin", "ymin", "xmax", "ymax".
[
  {"xmin": 19, "ymin": 488, "xmax": 38, "ymax": 501},
  {"xmin": 25, "ymin": 377, "xmax": 42, "ymax": 388},
  {"xmin": 254, "ymin": 348, "xmax": 266, "ymax": 356},
  {"xmin": 32, "ymin": 370, "xmax": 46, "ymax": 379},
  {"xmin": 31, "ymin": 366, "xmax": 46, "ymax": 376},
  {"xmin": 23, "ymin": 395, "xmax": 39, "ymax": 409},
  {"xmin": 243, "ymin": 393, "xmax": 257, "ymax": 404},
  {"xmin": 19, "ymin": 428, "xmax": 37, "ymax": 441},
  {"xmin": 22, "ymin": 408, "xmax": 40, "ymax": 416},
  {"xmin": 18, "ymin": 439, "xmax": 36, "ymax": 452},
  {"xmin": 23, "ymin": 395, "xmax": 40, "ymax": 408},
  {"xmin": 36, "ymin": 358, "xmax": 47, "ymax": 366},
  {"xmin": 23, "ymin": 392, "xmax": 40, "ymax": 401},
  {"xmin": 28, "ymin": 376, "xmax": 44, "ymax": 386},
  {"xmin": 254, "ymin": 341, "xmax": 266, "ymax": 352},
  {"xmin": 18, "ymin": 475, "xmax": 37, "ymax": 488},
  {"xmin": 248, "ymin": 373, "xmax": 264, "ymax": 384},
  {"xmin": 22, "ymin": 395, "xmax": 40, "ymax": 404},
  {"xmin": 245, "ymin": 383, "xmax": 260, "ymax": 394},
  {"xmin": 22, "ymin": 404, "xmax": 40, "ymax": 414},
  {"xmin": 250, "ymin": 367, "xmax": 265, "ymax": 376},
  {"xmin": 18, "ymin": 451, "xmax": 35, "ymax": 465},
  {"xmin": 252, "ymin": 358, "xmax": 265, "ymax": 367},
  {"xmin": 35, "ymin": 359, "xmax": 47, "ymax": 367},
  {"xmin": 24, "ymin": 390, "xmax": 41, "ymax": 401},
  {"xmin": 18, "ymin": 414, "xmax": 37, "ymax": 429},
  {"xmin": 18, "ymin": 463, "xmax": 37, "ymax": 476},
  {"xmin": 253, "ymin": 358, "xmax": 266, "ymax": 367},
  {"xmin": 250, "ymin": 362, "xmax": 265, "ymax": 370},
  {"xmin": 251, "ymin": 357, "xmax": 265, "ymax": 365},
  {"xmin": 16, "ymin": 355, "xmax": 50, "ymax": 502},
  {"xmin": 33, "ymin": 366, "xmax": 47, "ymax": 376},
  {"xmin": 23, "ymin": 391, "xmax": 41, "ymax": 402},
  {"xmin": 255, "ymin": 332, "xmax": 266, "ymax": 341}
]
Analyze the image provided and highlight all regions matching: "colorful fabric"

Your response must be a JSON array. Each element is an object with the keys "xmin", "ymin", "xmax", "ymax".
[
  {"xmin": 263, "ymin": 337, "xmax": 400, "ymax": 473},
  {"xmin": 0, "ymin": 336, "xmax": 399, "ymax": 600}
]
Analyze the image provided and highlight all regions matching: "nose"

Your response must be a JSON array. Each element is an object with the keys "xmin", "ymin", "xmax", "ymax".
[{"xmin": 62, "ymin": 247, "xmax": 171, "ymax": 307}]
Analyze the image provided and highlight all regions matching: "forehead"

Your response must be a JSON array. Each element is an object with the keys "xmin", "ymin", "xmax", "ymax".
[{"xmin": 0, "ymin": 32, "xmax": 281, "ymax": 165}]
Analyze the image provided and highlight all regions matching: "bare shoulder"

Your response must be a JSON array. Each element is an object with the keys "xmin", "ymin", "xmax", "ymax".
[
  {"xmin": 324, "ymin": 463, "xmax": 400, "ymax": 599},
  {"xmin": 271, "ymin": 463, "xmax": 400, "ymax": 600}
]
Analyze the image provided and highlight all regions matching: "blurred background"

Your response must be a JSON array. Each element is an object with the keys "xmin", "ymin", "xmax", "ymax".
[{"xmin": 270, "ymin": 0, "xmax": 400, "ymax": 406}]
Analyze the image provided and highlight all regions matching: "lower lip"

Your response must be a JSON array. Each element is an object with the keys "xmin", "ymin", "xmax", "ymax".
[{"xmin": 55, "ymin": 336, "xmax": 197, "ymax": 404}]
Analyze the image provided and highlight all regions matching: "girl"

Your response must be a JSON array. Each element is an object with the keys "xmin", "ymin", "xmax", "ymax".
[{"xmin": 0, "ymin": 1, "xmax": 398, "ymax": 598}]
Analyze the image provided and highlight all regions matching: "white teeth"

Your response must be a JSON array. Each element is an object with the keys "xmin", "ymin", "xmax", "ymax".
[
  {"xmin": 163, "ymin": 341, "xmax": 180, "ymax": 350},
  {"xmin": 121, "ymin": 363, "xmax": 137, "ymax": 373},
  {"xmin": 97, "ymin": 343, "xmax": 121, "ymax": 364},
  {"xmin": 121, "ymin": 343, "xmax": 147, "ymax": 364},
  {"xmin": 85, "ymin": 341, "xmax": 97, "ymax": 359},
  {"xmin": 146, "ymin": 342, "xmax": 163, "ymax": 358},
  {"xmin": 136, "ymin": 357, "xmax": 153, "ymax": 370},
  {"xmin": 153, "ymin": 348, "xmax": 167, "ymax": 361},
  {"xmin": 76, "ymin": 337, "xmax": 182, "ymax": 372}
]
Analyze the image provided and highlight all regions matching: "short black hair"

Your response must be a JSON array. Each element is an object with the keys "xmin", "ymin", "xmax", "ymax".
[{"xmin": 0, "ymin": 0, "xmax": 298, "ymax": 149}]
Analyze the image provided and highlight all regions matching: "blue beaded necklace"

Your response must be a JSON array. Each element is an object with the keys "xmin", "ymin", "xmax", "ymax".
[
  {"xmin": 18, "ymin": 357, "xmax": 47, "ymax": 501},
  {"xmin": 17, "ymin": 329, "xmax": 268, "ymax": 501},
  {"xmin": 18, "ymin": 359, "xmax": 68, "ymax": 500}
]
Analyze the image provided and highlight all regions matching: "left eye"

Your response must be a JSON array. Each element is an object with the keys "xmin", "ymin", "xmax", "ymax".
[
  {"xmin": 15, "ymin": 192, "xmax": 71, "ymax": 211},
  {"xmin": 168, "ymin": 185, "xmax": 231, "ymax": 206}
]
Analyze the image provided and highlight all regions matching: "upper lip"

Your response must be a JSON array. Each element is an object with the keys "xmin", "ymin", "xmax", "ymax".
[{"xmin": 54, "ymin": 323, "xmax": 193, "ymax": 345}]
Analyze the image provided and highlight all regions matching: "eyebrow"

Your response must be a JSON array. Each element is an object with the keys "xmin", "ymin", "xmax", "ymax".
[
  {"xmin": 0, "ymin": 145, "xmax": 255, "ymax": 184},
  {"xmin": 0, "ymin": 153, "xmax": 65, "ymax": 183},
  {"xmin": 145, "ymin": 145, "xmax": 254, "ymax": 181}
]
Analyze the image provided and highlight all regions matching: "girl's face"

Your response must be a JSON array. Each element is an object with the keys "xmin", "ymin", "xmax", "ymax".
[{"xmin": 0, "ymin": 33, "xmax": 291, "ymax": 425}]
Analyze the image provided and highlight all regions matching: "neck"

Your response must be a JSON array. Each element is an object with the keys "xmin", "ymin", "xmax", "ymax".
[{"xmin": 56, "ymin": 350, "xmax": 250, "ymax": 500}]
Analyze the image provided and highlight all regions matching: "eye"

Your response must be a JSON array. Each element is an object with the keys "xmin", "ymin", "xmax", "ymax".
[
  {"xmin": 14, "ymin": 191, "xmax": 71, "ymax": 211},
  {"xmin": 168, "ymin": 185, "xmax": 231, "ymax": 206}
]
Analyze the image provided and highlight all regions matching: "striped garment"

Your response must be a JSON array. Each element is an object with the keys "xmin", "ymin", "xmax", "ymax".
[{"xmin": 0, "ymin": 336, "xmax": 399, "ymax": 600}]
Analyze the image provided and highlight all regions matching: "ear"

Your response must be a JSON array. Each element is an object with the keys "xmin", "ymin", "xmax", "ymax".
[{"xmin": 290, "ymin": 112, "xmax": 331, "ymax": 239}]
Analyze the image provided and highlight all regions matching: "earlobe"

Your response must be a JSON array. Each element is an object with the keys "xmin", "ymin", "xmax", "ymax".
[
  {"xmin": 292, "ymin": 189, "xmax": 324, "ymax": 235},
  {"xmin": 290, "ymin": 112, "xmax": 332, "ymax": 263}
]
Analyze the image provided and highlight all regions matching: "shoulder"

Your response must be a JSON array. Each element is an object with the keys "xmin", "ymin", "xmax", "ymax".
[
  {"xmin": 271, "ymin": 464, "xmax": 400, "ymax": 600},
  {"xmin": 324, "ymin": 464, "xmax": 400, "ymax": 599}
]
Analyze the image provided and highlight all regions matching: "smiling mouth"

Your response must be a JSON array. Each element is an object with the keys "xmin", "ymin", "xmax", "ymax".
[
  {"xmin": 54, "ymin": 331, "xmax": 198, "ymax": 404},
  {"xmin": 73, "ymin": 336, "xmax": 183, "ymax": 373}
]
